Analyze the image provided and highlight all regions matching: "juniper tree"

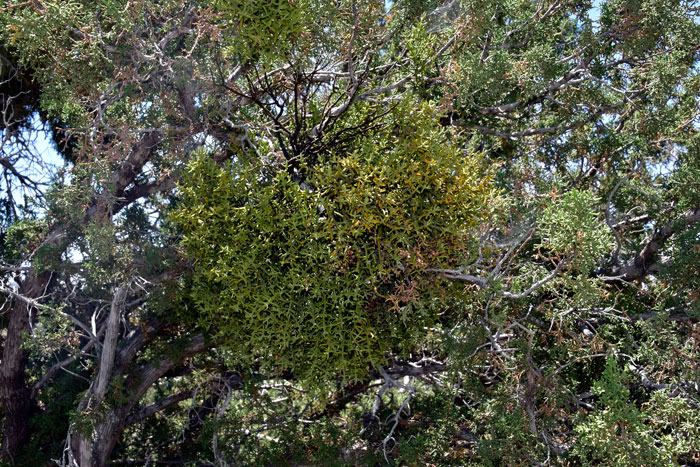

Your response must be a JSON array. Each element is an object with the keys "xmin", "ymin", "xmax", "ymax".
[{"xmin": 0, "ymin": 0, "xmax": 699, "ymax": 465}]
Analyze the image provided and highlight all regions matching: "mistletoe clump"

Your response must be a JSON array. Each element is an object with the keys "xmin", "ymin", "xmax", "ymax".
[{"xmin": 173, "ymin": 103, "xmax": 493, "ymax": 382}]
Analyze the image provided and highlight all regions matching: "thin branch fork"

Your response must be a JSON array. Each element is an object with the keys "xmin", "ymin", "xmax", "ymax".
[
  {"xmin": 375, "ymin": 367, "xmax": 416, "ymax": 463},
  {"xmin": 600, "ymin": 206, "xmax": 700, "ymax": 283},
  {"xmin": 31, "ymin": 339, "xmax": 97, "ymax": 400},
  {"xmin": 428, "ymin": 256, "xmax": 569, "ymax": 299}
]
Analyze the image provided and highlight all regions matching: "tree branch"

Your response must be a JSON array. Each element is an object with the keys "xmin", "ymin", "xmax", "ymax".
[
  {"xmin": 601, "ymin": 207, "xmax": 700, "ymax": 282},
  {"xmin": 125, "ymin": 389, "xmax": 195, "ymax": 426}
]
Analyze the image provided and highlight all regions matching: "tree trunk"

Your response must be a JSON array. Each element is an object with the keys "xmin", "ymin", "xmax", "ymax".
[
  {"xmin": 68, "ymin": 333, "xmax": 210, "ymax": 465},
  {"xmin": 0, "ymin": 270, "xmax": 52, "ymax": 459},
  {"xmin": 71, "ymin": 410, "xmax": 124, "ymax": 467},
  {"xmin": 0, "ymin": 132, "xmax": 161, "ymax": 462}
]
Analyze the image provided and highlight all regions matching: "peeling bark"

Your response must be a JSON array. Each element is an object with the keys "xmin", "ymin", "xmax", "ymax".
[{"xmin": 68, "ymin": 333, "xmax": 210, "ymax": 466}]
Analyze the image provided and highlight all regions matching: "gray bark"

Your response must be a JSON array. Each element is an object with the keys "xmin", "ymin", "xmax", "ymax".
[{"xmin": 68, "ymin": 331, "xmax": 210, "ymax": 466}]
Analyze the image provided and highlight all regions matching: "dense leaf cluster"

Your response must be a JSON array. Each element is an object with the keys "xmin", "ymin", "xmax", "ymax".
[{"xmin": 173, "ymin": 101, "xmax": 492, "ymax": 382}]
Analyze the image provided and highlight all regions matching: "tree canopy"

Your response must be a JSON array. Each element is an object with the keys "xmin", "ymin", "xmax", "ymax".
[{"xmin": 0, "ymin": 0, "xmax": 699, "ymax": 465}]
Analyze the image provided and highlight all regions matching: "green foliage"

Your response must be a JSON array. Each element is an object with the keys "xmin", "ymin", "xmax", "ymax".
[
  {"xmin": 214, "ymin": 0, "xmax": 306, "ymax": 61},
  {"xmin": 643, "ymin": 390, "xmax": 700, "ymax": 461},
  {"xmin": 465, "ymin": 383, "xmax": 544, "ymax": 466},
  {"xmin": 1, "ymin": 219, "xmax": 43, "ymax": 260},
  {"xmin": 573, "ymin": 357, "xmax": 675, "ymax": 466},
  {"xmin": 389, "ymin": 390, "xmax": 467, "ymax": 466},
  {"xmin": 664, "ymin": 224, "xmax": 700, "ymax": 312},
  {"xmin": 403, "ymin": 19, "xmax": 438, "ymax": 82},
  {"xmin": 538, "ymin": 189, "xmax": 613, "ymax": 271},
  {"xmin": 22, "ymin": 307, "xmax": 77, "ymax": 366},
  {"xmin": 173, "ymin": 101, "xmax": 492, "ymax": 383},
  {"xmin": 2, "ymin": 0, "xmax": 700, "ymax": 464}
]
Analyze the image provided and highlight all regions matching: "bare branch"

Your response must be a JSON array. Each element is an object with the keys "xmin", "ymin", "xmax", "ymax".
[
  {"xmin": 93, "ymin": 284, "xmax": 129, "ymax": 401},
  {"xmin": 125, "ymin": 389, "xmax": 195, "ymax": 426},
  {"xmin": 601, "ymin": 207, "xmax": 700, "ymax": 282}
]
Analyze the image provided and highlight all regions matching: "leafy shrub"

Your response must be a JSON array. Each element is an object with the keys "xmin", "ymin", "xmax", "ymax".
[{"xmin": 172, "ymin": 102, "xmax": 493, "ymax": 383}]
